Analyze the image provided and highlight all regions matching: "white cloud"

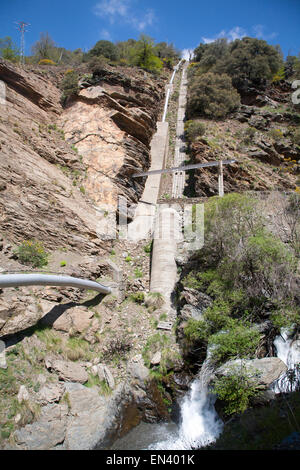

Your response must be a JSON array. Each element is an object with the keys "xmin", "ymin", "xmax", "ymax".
[
  {"xmin": 202, "ymin": 25, "xmax": 278, "ymax": 45},
  {"xmin": 100, "ymin": 29, "xmax": 112, "ymax": 40},
  {"xmin": 94, "ymin": 0, "xmax": 130, "ymax": 23},
  {"xmin": 94, "ymin": 1, "xmax": 156, "ymax": 31},
  {"xmin": 252, "ymin": 24, "xmax": 278, "ymax": 40},
  {"xmin": 135, "ymin": 9, "xmax": 155, "ymax": 32},
  {"xmin": 202, "ymin": 26, "xmax": 247, "ymax": 44}
]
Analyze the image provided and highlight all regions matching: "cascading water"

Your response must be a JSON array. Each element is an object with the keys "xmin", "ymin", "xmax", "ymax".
[
  {"xmin": 110, "ymin": 354, "xmax": 223, "ymax": 451},
  {"xmin": 147, "ymin": 356, "xmax": 223, "ymax": 450},
  {"xmin": 273, "ymin": 329, "xmax": 300, "ymax": 393}
]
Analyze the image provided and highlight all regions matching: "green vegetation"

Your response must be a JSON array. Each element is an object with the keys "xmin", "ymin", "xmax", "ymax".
[
  {"xmin": 86, "ymin": 40, "xmax": 119, "ymax": 62},
  {"xmin": 60, "ymin": 70, "xmax": 79, "ymax": 105},
  {"xmin": 145, "ymin": 292, "xmax": 165, "ymax": 312},
  {"xmin": 144, "ymin": 241, "xmax": 153, "ymax": 254},
  {"xmin": 193, "ymin": 37, "xmax": 283, "ymax": 86},
  {"xmin": 130, "ymin": 292, "xmax": 145, "ymax": 304},
  {"xmin": 208, "ymin": 321, "xmax": 261, "ymax": 363},
  {"xmin": 14, "ymin": 240, "xmax": 49, "ymax": 268},
  {"xmin": 182, "ymin": 193, "xmax": 299, "ymax": 369},
  {"xmin": 130, "ymin": 35, "xmax": 163, "ymax": 72},
  {"xmin": 187, "ymin": 72, "xmax": 240, "ymax": 119},
  {"xmin": 0, "ymin": 36, "xmax": 19, "ymax": 62},
  {"xmin": 181, "ymin": 194, "xmax": 299, "ymax": 417},
  {"xmin": 184, "ymin": 120, "xmax": 206, "ymax": 143},
  {"xmin": 134, "ymin": 267, "xmax": 143, "ymax": 278},
  {"xmin": 211, "ymin": 366, "xmax": 262, "ymax": 416}
]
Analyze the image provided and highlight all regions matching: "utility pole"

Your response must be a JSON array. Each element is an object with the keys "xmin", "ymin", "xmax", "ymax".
[
  {"xmin": 218, "ymin": 160, "xmax": 224, "ymax": 198},
  {"xmin": 15, "ymin": 21, "xmax": 30, "ymax": 66}
]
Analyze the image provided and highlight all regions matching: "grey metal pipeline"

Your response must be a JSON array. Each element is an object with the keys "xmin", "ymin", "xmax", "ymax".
[
  {"xmin": 162, "ymin": 58, "xmax": 184, "ymax": 123},
  {"xmin": 0, "ymin": 273, "xmax": 112, "ymax": 294}
]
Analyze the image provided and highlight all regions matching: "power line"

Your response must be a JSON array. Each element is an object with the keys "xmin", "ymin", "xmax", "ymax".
[{"xmin": 15, "ymin": 21, "xmax": 30, "ymax": 65}]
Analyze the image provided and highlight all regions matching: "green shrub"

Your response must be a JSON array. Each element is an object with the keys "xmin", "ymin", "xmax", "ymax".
[
  {"xmin": 145, "ymin": 292, "xmax": 165, "ymax": 311},
  {"xmin": 184, "ymin": 318, "xmax": 210, "ymax": 345},
  {"xmin": 134, "ymin": 267, "xmax": 143, "ymax": 278},
  {"xmin": 60, "ymin": 70, "xmax": 79, "ymax": 105},
  {"xmin": 272, "ymin": 67, "xmax": 285, "ymax": 83},
  {"xmin": 130, "ymin": 292, "xmax": 145, "ymax": 304},
  {"xmin": 243, "ymin": 126, "xmax": 256, "ymax": 144},
  {"xmin": 208, "ymin": 321, "xmax": 261, "ymax": 364},
  {"xmin": 270, "ymin": 305, "xmax": 300, "ymax": 330},
  {"xmin": 144, "ymin": 241, "xmax": 152, "ymax": 254},
  {"xmin": 87, "ymin": 40, "xmax": 119, "ymax": 61},
  {"xmin": 14, "ymin": 240, "xmax": 49, "ymax": 268},
  {"xmin": 185, "ymin": 120, "xmax": 206, "ymax": 143},
  {"xmin": 211, "ymin": 366, "xmax": 261, "ymax": 415},
  {"xmin": 87, "ymin": 55, "xmax": 108, "ymax": 74},
  {"xmin": 187, "ymin": 72, "xmax": 240, "ymax": 119}
]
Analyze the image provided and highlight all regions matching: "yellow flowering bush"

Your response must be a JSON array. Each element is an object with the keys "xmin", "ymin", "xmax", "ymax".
[
  {"xmin": 38, "ymin": 59, "xmax": 56, "ymax": 66},
  {"xmin": 14, "ymin": 240, "xmax": 49, "ymax": 268}
]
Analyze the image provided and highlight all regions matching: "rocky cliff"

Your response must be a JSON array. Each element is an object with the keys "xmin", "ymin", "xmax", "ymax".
[
  {"xmin": 0, "ymin": 60, "xmax": 165, "ymax": 254},
  {"xmin": 0, "ymin": 59, "xmax": 184, "ymax": 450},
  {"xmin": 185, "ymin": 81, "xmax": 300, "ymax": 197}
]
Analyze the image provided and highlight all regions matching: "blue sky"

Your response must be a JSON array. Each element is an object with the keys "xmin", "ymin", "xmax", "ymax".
[{"xmin": 1, "ymin": 0, "xmax": 299, "ymax": 57}]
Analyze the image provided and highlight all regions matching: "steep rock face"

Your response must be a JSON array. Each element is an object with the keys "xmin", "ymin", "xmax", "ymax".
[
  {"xmin": 0, "ymin": 60, "xmax": 165, "ymax": 253},
  {"xmin": 60, "ymin": 68, "xmax": 165, "ymax": 207},
  {"xmin": 0, "ymin": 60, "xmax": 107, "ymax": 253}
]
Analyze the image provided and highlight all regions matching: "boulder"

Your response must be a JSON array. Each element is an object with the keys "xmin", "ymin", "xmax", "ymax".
[
  {"xmin": 37, "ymin": 383, "xmax": 65, "ymax": 405},
  {"xmin": 63, "ymin": 382, "xmax": 132, "ymax": 450},
  {"xmin": 17, "ymin": 385, "xmax": 30, "ymax": 403},
  {"xmin": 216, "ymin": 357, "xmax": 287, "ymax": 389},
  {"xmin": 14, "ymin": 404, "xmax": 68, "ymax": 450},
  {"xmin": 0, "ymin": 304, "xmax": 40, "ymax": 337},
  {"xmin": 68, "ymin": 306, "xmax": 94, "ymax": 334},
  {"xmin": 127, "ymin": 357, "xmax": 150, "ymax": 386},
  {"xmin": 97, "ymin": 364, "xmax": 115, "ymax": 389},
  {"xmin": 45, "ymin": 357, "xmax": 88, "ymax": 384},
  {"xmin": 150, "ymin": 351, "xmax": 162, "ymax": 366},
  {"xmin": 0, "ymin": 339, "xmax": 6, "ymax": 369}
]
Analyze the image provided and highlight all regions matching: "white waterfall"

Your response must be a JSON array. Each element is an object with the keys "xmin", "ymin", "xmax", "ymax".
[
  {"xmin": 273, "ymin": 329, "xmax": 300, "ymax": 393},
  {"xmin": 147, "ymin": 356, "xmax": 223, "ymax": 450}
]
